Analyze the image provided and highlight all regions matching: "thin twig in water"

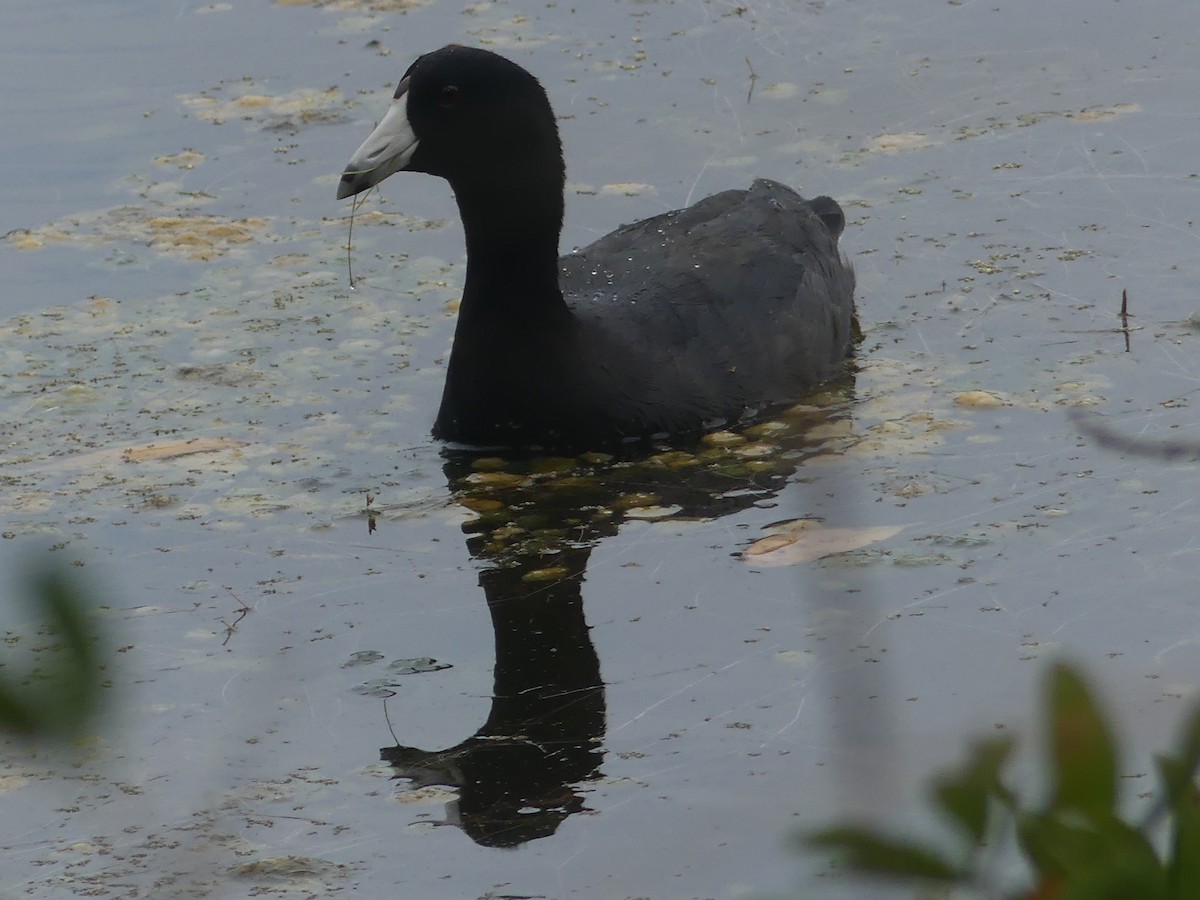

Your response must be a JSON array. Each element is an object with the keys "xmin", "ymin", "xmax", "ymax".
[
  {"xmin": 383, "ymin": 697, "xmax": 400, "ymax": 745},
  {"xmin": 1119, "ymin": 289, "xmax": 1133, "ymax": 353},
  {"xmin": 346, "ymin": 190, "xmax": 371, "ymax": 289},
  {"xmin": 220, "ymin": 586, "xmax": 251, "ymax": 647}
]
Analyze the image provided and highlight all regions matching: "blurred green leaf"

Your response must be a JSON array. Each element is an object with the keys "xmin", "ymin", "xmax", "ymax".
[
  {"xmin": 1017, "ymin": 810, "xmax": 1108, "ymax": 880},
  {"xmin": 0, "ymin": 565, "xmax": 107, "ymax": 739},
  {"xmin": 1057, "ymin": 832, "xmax": 1169, "ymax": 900},
  {"xmin": 1018, "ymin": 810, "xmax": 1168, "ymax": 900},
  {"xmin": 803, "ymin": 661, "xmax": 1200, "ymax": 899},
  {"xmin": 1170, "ymin": 701, "xmax": 1200, "ymax": 788},
  {"xmin": 1046, "ymin": 663, "xmax": 1118, "ymax": 818},
  {"xmin": 1155, "ymin": 754, "xmax": 1191, "ymax": 809},
  {"xmin": 0, "ymin": 681, "xmax": 40, "ymax": 732},
  {"xmin": 1161, "ymin": 705, "xmax": 1200, "ymax": 801},
  {"xmin": 931, "ymin": 735, "xmax": 1015, "ymax": 844},
  {"xmin": 1058, "ymin": 861, "xmax": 1169, "ymax": 900},
  {"xmin": 1159, "ymin": 756, "xmax": 1200, "ymax": 897},
  {"xmin": 806, "ymin": 827, "xmax": 965, "ymax": 883}
]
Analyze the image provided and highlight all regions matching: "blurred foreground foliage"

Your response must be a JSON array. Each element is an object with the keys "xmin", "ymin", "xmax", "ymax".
[
  {"xmin": 0, "ymin": 566, "xmax": 109, "ymax": 739},
  {"xmin": 808, "ymin": 662, "xmax": 1200, "ymax": 900}
]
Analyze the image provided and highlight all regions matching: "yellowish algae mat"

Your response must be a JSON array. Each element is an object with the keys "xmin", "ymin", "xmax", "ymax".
[
  {"xmin": 0, "ymin": 63, "xmax": 473, "ymax": 535},
  {"xmin": 9, "ymin": 206, "xmax": 272, "ymax": 262},
  {"xmin": 0, "ymin": 25, "xmax": 1138, "ymax": 545},
  {"xmin": 0, "ymin": 262, "xmax": 1115, "ymax": 538},
  {"xmin": 0, "ymin": 221, "xmax": 460, "ymax": 532}
]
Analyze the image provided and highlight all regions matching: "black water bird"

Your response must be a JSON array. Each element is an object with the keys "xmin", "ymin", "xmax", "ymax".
[{"xmin": 338, "ymin": 45, "xmax": 855, "ymax": 449}]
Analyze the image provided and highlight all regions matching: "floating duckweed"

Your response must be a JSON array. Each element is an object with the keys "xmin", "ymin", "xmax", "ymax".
[
  {"xmin": 613, "ymin": 492, "xmax": 660, "ymax": 510},
  {"xmin": 230, "ymin": 854, "xmax": 347, "ymax": 883},
  {"xmin": 12, "ymin": 208, "xmax": 270, "ymax": 261},
  {"xmin": 1056, "ymin": 249, "xmax": 1090, "ymax": 262},
  {"xmin": 732, "ymin": 442, "xmax": 777, "ymax": 459},
  {"xmin": 805, "ymin": 419, "xmax": 856, "ymax": 440},
  {"xmin": 766, "ymin": 517, "xmax": 823, "ymax": 533},
  {"xmin": 462, "ymin": 471, "xmax": 526, "ymax": 489},
  {"xmin": 775, "ymin": 649, "xmax": 816, "ymax": 667},
  {"xmin": 341, "ymin": 650, "xmax": 385, "ymax": 667},
  {"xmin": 648, "ymin": 450, "xmax": 700, "ymax": 469},
  {"xmin": 179, "ymin": 85, "xmax": 344, "ymax": 129},
  {"xmin": 530, "ymin": 456, "xmax": 576, "ymax": 475},
  {"xmin": 545, "ymin": 475, "xmax": 600, "ymax": 492},
  {"xmin": 529, "ymin": 528, "xmax": 568, "ymax": 544},
  {"xmin": 782, "ymin": 403, "xmax": 822, "ymax": 417},
  {"xmin": 744, "ymin": 533, "xmax": 797, "ymax": 556},
  {"xmin": 137, "ymin": 493, "xmax": 178, "ymax": 510},
  {"xmin": 233, "ymin": 94, "xmax": 274, "ymax": 108},
  {"xmin": 743, "ymin": 420, "xmax": 791, "ymax": 439},
  {"xmin": 953, "ymin": 390, "xmax": 1006, "ymax": 408},
  {"xmin": 744, "ymin": 459, "xmax": 779, "ymax": 473},
  {"xmin": 702, "ymin": 430, "xmax": 745, "ymax": 447},
  {"xmin": 487, "ymin": 528, "xmax": 525, "ymax": 549},
  {"xmin": 522, "ymin": 566, "xmax": 569, "ymax": 582},
  {"xmin": 31, "ymin": 383, "xmax": 103, "ymax": 410},
  {"xmin": 896, "ymin": 480, "xmax": 934, "ymax": 498},
  {"xmin": 470, "ymin": 456, "xmax": 509, "ymax": 471},
  {"xmin": 709, "ymin": 463, "xmax": 751, "ymax": 478},
  {"xmin": 123, "ymin": 438, "xmax": 246, "ymax": 463},
  {"xmin": 893, "ymin": 552, "xmax": 951, "ymax": 567},
  {"xmin": 925, "ymin": 416, "xmax": 970, "ymax": 432},
  {"xmin": 866, "ymin": 131, "xmax": 936, "ymax": 154},
  {"xmin": 145, "ymin": 215, "xmax": 265, "ymax": 257},
  {"xmin": 624, "ymin": 504, "xmax": 683, "ymax": 520},
  {"xmin": 153, "ymin": 149, "xmax": 206, "ymax": 169},
  {"xmin": 387, "ymin": 657, "xmax": 450, "ymax": 674},
  {"xmin": 599, "ymin": 182, "xmax": 654, "ymax": 197},
  {"xmin": 466, "ymin": 510, "xmax": 514, "ymax": 531},
  {"xmin": 925, "ymin": 533, "xmax": 990, "ymax": 547},
  {"xmin": 744, "ymin": 524, "xmax": 908, "ymax": 566},
  {"xmin": 8, "ymin": 229, "xmax": 69, "ymax": 250},
  {"xmin": 762, "ymin": 82, "xmax": 799, "ymax": 100},
  {"xmin": 458, "ymin": 497, "xmax": 505, "ymax": 514}
]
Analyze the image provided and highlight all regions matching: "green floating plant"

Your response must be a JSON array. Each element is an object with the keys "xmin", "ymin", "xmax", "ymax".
[
  {"xmin": 0, "ymin": 566, "xmax": 109, "ymax": 739},
  {"xmin": 807, "ymin": 662, "xmax": 1200, "ymax": 900}
]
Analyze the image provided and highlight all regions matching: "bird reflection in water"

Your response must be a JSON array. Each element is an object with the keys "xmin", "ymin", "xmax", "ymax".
[{"xmin": 380, "ymin": 386, "xmax": 856, "ymax": 847}]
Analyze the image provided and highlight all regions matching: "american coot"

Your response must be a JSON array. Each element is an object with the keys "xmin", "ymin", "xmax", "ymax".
[{"xmin": 338, "ymin": 45, "xmax": 855, "ymax": 450}]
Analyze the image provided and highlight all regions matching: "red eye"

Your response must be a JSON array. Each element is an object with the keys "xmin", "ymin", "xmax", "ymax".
[{"xmin": 438, "ymin": 85, "xmax": 461, "ymax": 107}]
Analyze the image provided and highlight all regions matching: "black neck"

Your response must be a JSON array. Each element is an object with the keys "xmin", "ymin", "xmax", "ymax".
[{"xmin": 451, "ymin": 164, "xmax": 569, "ymax": 325}]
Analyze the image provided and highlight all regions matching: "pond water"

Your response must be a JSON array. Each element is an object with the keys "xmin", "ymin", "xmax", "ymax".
[{"xmin": 4, "ymin": 0, "xmax": 1200, "ymax": 897}]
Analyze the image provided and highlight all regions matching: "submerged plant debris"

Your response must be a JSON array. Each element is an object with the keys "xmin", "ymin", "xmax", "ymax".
[
  {"xmin": 9, "ymin": 207, "xmax": 272, "ymax": 261},
  {"xmin": 179, "ymin": 84, "xmax": 347, "ymax": 131}
]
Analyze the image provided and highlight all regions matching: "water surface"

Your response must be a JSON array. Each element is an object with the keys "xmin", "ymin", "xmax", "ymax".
[{"xmin": 3, "ymin": 1, "xmax": 1200, "ymax": 897}]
